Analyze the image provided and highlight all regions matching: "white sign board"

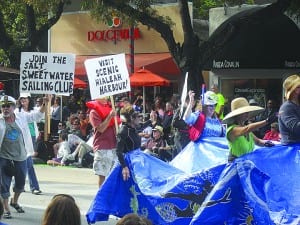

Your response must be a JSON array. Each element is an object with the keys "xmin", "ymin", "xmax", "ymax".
[
  {"xmin": 20, "ymin": 52, "xmax": 75, "ymax": 95},
  {"xmin": 84, "ymin": 53, "xmax": 130, "ymax": 100}
]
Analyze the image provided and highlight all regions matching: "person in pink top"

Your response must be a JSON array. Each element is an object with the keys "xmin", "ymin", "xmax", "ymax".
[
  {"xmin": 263, "ymin": 122, "xmax": 281, "ymax": 142},
  {"xmin": 88, "ymin": 98, "xmax": 117, "ymax": 188}
]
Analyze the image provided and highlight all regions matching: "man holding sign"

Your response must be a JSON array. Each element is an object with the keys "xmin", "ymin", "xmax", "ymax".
[
  {"xmin": 85, "ymin": 54, "xmax": 130, "ymax": 188},
  {"xmin": 88, "ymin": 98, "xmax": 118, "ymax": 188}
]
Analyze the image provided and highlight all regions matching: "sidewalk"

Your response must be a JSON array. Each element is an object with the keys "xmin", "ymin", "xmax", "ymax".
[{"xmin": 6, "ymin": 165, "xmax": 110, "ymax": 225}]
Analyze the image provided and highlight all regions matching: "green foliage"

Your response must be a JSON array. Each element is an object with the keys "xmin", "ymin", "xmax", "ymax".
[
  {"xmin": 193, "ymin": 0, "xmax": 255, "ymax": 20},
  {"xmin": 0, "ymin": 0, "xmax": 68, "ymax": 68},
  {"xmin": 81, "ymin": 0, "xmax": 174, "ymax": 27}
]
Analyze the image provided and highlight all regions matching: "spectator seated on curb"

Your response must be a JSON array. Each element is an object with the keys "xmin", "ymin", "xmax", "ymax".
[
  {"xmin": 144, "ymin": 125, "xmax": 172, "ymax": 162},
  {"xmin": 46, "ymin": 133, "xmax": 75, "ymax": 166},
  {"xmin": 70, "ymin": 136, "xmax": 94, "ymax": 168}
]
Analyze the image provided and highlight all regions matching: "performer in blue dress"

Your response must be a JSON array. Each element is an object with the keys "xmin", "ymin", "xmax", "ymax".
[
  {"xmin": 170, "ymin": 90, "xmax": 229, "ymax": 173},
  {"xmin": 86, "ymin": 106, "xmax": 227, "ymax": 225}
]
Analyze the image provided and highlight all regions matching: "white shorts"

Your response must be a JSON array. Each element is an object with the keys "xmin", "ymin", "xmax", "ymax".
[{"xmin": 93, "ymin": 149, "xmax": 117, "ymax": 177}]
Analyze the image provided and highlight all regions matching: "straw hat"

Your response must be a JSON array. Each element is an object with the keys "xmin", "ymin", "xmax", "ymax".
[
  {"xmin": 203, "ymin": 91, "xmax": 218, "ymax": 105},
  {"xmin": 222, "ymin": 97, "xmax": 264, "ymax": 124},
  {"xmin": 152, "ymin": 125, "xmax": 164, "ymax": 135},
  {"xmin": 283, "ymin": 74, "xmax": 300, "ymax": 100}
]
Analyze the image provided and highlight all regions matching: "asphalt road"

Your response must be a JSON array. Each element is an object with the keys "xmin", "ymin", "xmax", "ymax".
[{"xmin": 4, "ymin": 165, "xmax": 117, "ymax": 225}]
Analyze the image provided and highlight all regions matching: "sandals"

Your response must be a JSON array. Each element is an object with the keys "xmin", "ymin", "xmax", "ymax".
[
  {"xmin": 10, "ymin": 201, "xmax": 25, "ymax": 213},
  {"xmin": 3, "ymin": 211, "xmax": 12, "ymax": 219}
]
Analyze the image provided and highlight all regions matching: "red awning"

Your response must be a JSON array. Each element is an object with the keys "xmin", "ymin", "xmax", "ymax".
[{"xmin": 75, "ymin": 53, "xmax": 180, "ymax": 78}]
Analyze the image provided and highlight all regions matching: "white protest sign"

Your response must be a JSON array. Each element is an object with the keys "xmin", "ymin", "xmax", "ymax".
[
  {"xmin": 20, "ymin": 52, "xmax": 75, "ymax": 95},
  {"xmin": 84, "ymin": 53, "xmax": 130, "ymax": 100}
]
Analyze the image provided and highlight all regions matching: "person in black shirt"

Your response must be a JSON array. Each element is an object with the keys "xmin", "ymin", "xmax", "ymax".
[{"xmin": 116, "ymin": 106, "xmax": 144, "ymax": 180}]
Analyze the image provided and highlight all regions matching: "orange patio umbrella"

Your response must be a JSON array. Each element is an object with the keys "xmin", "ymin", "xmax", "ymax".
[
  {"xmin": 130, "ymin": 68, "xmax": 170, "ymax": 114},
  {"xmin": 130, "ymin": 68, "xmax": 170, "ymax": 87}
]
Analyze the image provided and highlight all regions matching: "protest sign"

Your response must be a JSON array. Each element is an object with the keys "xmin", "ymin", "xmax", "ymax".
[
  {"xmin": 20, "ymin": 52, "xmax": 75, "ymax": 95},
  {"xmin": 84, "ymin": 53, "xmax": 130, "ymax": 100}
]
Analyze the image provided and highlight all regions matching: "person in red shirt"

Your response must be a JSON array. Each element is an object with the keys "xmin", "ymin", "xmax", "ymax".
[
  {"xmin": 88, "ymin": 98, "xmax": 117, "ymax": 188},
  {"xmin": 263, "ymin": 122, "xmax": 280, "ymax": 142}
]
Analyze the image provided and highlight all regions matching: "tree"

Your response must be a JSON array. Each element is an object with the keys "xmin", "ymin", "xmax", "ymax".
[
  {"xmin": 81, "ymin": 0, "xmax": 300, "ymax": 94},
  {"xmin": 0, "ymin": 0, "xmax": 68, "ymax": 68}
]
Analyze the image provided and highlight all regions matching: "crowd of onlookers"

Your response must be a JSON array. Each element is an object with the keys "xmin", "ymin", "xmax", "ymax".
[{"xmin": 30, "ymin": 88, "xmax": 281, "ymax": 167}]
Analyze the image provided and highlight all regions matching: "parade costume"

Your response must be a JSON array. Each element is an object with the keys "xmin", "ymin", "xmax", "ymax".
[{"xmin": 170, "ymin": 91, "xmax": 228, "ymax": 173}]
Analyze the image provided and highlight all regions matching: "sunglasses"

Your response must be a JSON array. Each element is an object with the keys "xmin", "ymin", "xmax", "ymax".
[{"xmin": 1, "ymin": 104, "xmax": 12, "ymax": 108}]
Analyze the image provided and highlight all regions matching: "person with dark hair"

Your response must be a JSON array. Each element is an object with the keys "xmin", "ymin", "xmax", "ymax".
[
  {"xmin": 46, "ymin": 132, "xmax": 73, "ymax": 166},
  {"xmin": 50, "ymin": 96, "xmax": 62, "ymax": 135},
  {"xmin": 258, "ymin": 98, "xmax": 278, "ymax": 138},
  {"xmin": 116, "ymin": 213, "xmax": 152, "ymax": 225},
  {"xmin": 41, "ymin": 194, "xmax": 81, "ymax": 225},
  {"xmin": 16, "ymin": 92, "xmax": 42, "ymax": 195},
  {"xmin": 115, "ymin": 106, "xmax": 152, "ymax": 181}
]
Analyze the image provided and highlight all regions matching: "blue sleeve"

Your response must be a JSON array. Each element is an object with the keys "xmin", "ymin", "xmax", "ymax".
[{"xmin": 184, "ymin": 111, "xmax": 200, "ymax": 125}]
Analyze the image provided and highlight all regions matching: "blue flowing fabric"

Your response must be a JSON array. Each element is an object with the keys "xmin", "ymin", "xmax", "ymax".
[
  {"xmin": 87, "ymin": 144, "xmax": 300, "ymax": 225},
  {"xmin": 86, "ymin": 149, "xmax": 225, "ymax": 225},
  {"xmin": 170, "ymin": 137, "xmax": 229, "ymax": 173},
  {"xmin": 191, "ymin": 144, "xmax": 300, "ymax": 225}
]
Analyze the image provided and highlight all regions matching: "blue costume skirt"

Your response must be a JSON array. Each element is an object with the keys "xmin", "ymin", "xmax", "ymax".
[
  {"xmin": 170, "ymin": 137, "xmax": 229, "ymax": 173},
  {"xmin": 87, "ymin": 144, "xmax": 300, "ymax": 225},
  {"xmin": 86, "ymin": 149, "xmax": 225, "ymax": 225}
]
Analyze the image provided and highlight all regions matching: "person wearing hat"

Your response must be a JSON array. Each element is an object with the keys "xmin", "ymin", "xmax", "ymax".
[
  {"xmin": 16, "ymin": 93, "xmax": 42, "ymax": 195},
  {"xmin": 278, "ymin": 74, "xmax": 300, "ymax": 145},
  {"xmin": 183, "ymin": 90, "xmax": 225, "ymax": 140},
  {"xmin": 0, "ymin": 95, "xmax": 49, "ymax": 218},
  {"xmin": 170, "ymin": 90, "xmax": 228, "ymax": 173},
  {"xmin": 144, "ymin": 125, "xmax": 172, "ymax": 162},
  {"xmin": 222, "ymin": 97, "xmax": 276, "ymax": 162}
]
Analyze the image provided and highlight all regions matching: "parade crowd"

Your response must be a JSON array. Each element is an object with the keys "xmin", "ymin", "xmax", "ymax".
[{"xmin": 0, "ymin": 74, "xmax": 299, "ymax": 225}]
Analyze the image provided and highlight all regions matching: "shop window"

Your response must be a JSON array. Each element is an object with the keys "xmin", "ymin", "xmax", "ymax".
[{"xmin": 221, "ymin": 79, "xmax": 282, "ymax": 109}]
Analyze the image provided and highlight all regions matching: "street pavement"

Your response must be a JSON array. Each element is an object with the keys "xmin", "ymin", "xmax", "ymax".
[{"xmin": 4, "ymin": 165, "xmax": 117, "ymax": 225}]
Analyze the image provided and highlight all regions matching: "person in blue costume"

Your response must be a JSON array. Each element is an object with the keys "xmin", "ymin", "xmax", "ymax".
[
  {"xmin": 170, "ymin": 90, "xmax": 228, "ymax": 173},
  {"xmin": 86, "ymin": 106, "xmax": 229, "ymax": 225}
]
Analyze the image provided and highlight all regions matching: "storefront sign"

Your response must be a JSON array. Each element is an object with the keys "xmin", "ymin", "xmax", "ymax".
[
  {"xmin": 88, "ymin": 27, "xmax": 141, "ymax": 42},
  {"xmin": 84, "ymin": 53, "xmax": 130, "ymax": 99},
  {"xmin": 235, "ymin": 88, "xmax": 265, "ymax": 93},
  {"xmin": 213, "ymin": 60, "xmax": 240, "ymax": 69},
  {"xmin": 20, "ymin": 52, "xmax": 75, "ymax": 95}
]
